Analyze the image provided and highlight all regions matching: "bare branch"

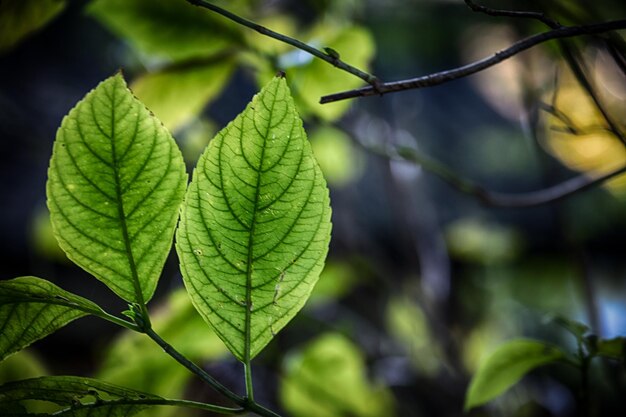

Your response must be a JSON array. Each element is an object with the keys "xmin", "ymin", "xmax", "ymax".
[
  {"xmin": 185, "ymin": 0, "xmax": 380, "ymax": 87},
  {"xmin": 364, "ymin": 142, "xmax": 626, "ymax": 208},
  {"xmin": 464, "ymin": 0, "xmax": 562, "ymax": 29},
  {"xmin": 320, "ymin": 19, "xmax": 626, "ymax": 104}
]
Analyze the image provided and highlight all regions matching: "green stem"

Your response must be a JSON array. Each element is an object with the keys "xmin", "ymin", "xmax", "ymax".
[
  {"xmin": 91, "ymin": 309, "xmax": 140, "ymax": 332},
  {"xmin": 145, "ymin": 328, "xmax": 282, "ymax": 416},
  {"xmin": 244, "ymin": 361, "xmax": 254, "ymax": 401},
  {"xmin": 185, "ymin": 0, "xmax": 379, "ymax": 86},
  {"xmin": 144, "ymin": 327, "xmax": 243, "ymax": 404}
]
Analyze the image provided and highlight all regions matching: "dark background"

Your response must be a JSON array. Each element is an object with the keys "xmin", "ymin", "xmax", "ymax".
[{"xmin": 1, "ymin": 0, "xmax": 626, "ymax": 416}]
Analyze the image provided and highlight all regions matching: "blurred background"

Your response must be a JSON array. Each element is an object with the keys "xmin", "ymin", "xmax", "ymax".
[{"xmin": 1, "ymin": 0, "xmax": 626, "ymax": 416}]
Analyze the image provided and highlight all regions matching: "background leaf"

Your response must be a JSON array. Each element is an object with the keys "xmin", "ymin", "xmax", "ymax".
[
  {"xmin": 0, "ymin": 0, "xmax": 66, "ymax": 54},
  {"xmin": 47, "ymin": 74, "xmax": 187, "ymax": 303},
  {"xmin": 0, "ymin": 376, "xmax": 160, "ymax": 416},
  {"xmin": 87, "ymin": 0, "xmax": 243, "ymax": 61},
  {"xmin": 596, "ymin": 337, "xmax": 626, "ymax": 360},
  {"xmin": 280, "ymin": 333, "xmax": 395, "ymax": 417},
  {"xmin": 131, "ymin": 57, "xmax": 236, "ymax": 133},
  {"xmin": 464, "ymin": 339, "xmax": 567, "ymax": 411},
  {"xmin": 177, "ymin": 76, "xmax": 332, "ymax": 361},
  {"xmin": 0, "ymin": 277, "xmax": 102, "ymax": 362}
]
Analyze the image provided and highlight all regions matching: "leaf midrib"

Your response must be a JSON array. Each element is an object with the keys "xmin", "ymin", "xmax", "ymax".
[
  {"xmin": 243, "ymin": 84, "xmax": 280, "ymax": 364},
  {"xmin": 107, "ymin": 85, "xmax": 145, "ymax": 305}
]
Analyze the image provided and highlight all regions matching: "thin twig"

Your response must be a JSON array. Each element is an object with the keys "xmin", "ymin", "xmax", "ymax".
[
  {"xmin": 464, "ymin": 0, "xmax": 562, "ymax": 29},
  {"xmin": 321, "ymin": 19, "xmax": 626, "ymax": 103},
  {"xmin": 185, "ymin": 0, "xmax": 379, "ymax": 87},
  {"xmin": 367, "ymin": 143, "xmax": 626, "ymax": 208}
]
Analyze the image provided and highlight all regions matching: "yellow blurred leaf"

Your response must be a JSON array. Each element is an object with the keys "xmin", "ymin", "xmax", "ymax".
[
  {"xmin": 543, "ymin": 63, "xmax": 626, "ymax": 193},
  {"xmin": 132, "ymin": 58, "xmax": 235, "ymax": 132}
]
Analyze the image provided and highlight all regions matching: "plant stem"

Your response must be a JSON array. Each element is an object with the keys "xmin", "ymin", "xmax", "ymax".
[
  {"xmin": 185, "ymin": 0, "xmax": 379, "ymax": 86},
  {"xmin": 144, "ymin": 328, "xmax": 282, "ymax": 417},
  {"xmin": 244, "ymin": 361, "xmax": 255, "ymax": 401},
  {"xmin": 144, "ymin": 327, "xmax": 243, "ymax": 404}
]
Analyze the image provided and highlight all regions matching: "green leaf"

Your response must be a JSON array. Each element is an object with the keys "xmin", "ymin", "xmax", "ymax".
[
  {"xmin": 132, "ymin": 57, "xmax": 235, "ymax": 132},
  {"xmin": 465, "ymin": 339, "xmax": 566, "ymax": 411},
  {"xmin": 280, "ymin": 333, "xmax": 396, "ymax": 417},
  {"xmin": 0, "ymin": 277, "xmax": 104, "ymax": 362},
  {"xmin": 0, "ymin": 376, "xmax": 160, "ymax": 416},
  {"xmin": 47, "ymin": 73, "xmax": 187, "ymax": 303},
  {"xmin": 87, "ymin": 0, "xmax": 243, "ymax": 61},
  {"xmin": 596, "ymin": 337, "xmax": 626, "ymax": 360},
  {"xmin": 98, "ymin": 289, "xmax": 227, "ymax": 417},
  {"xmin": 0, "ymin": 0, "xmax": 66, "ymax": 54},
  {"xmin": 176, "ymin": 76, "xmax": 332, "ymax": 361}
]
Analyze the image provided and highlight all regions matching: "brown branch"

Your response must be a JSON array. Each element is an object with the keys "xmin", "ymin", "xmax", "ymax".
[
  {"xmin": 320, "ymin": 19, "xmax": 626, "ymax": 104},
  {"xmin": 464, "ymin": 0, "xmax": 562, "ymax": 29}
]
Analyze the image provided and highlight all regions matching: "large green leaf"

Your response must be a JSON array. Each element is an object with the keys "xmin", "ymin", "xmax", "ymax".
[
  {"xmin": 47, "ymin": 73, "xmax": 187, "ymax": 303},
  {"xmin": 87, "ymin": 0, "xmax": 243, "ymax": 61},
  {"xmin": 465, "ymin": 339, "xmax": 567, "ymax": 411},
  {"xmin": 177, "ymin": 76, "xmax": 332, "ymax": 361},
  {"xmin": 280, "ymin": 333, "xmax": 395, "ymax": 417},
  {"xmin": 0, "ymin": 277, "xmax": 103, "ymax": 362},
  {"xmin": 132, "ymin": 57, "xmax": 236, "ymax": 132},
  {"xmin": 0, "ymin": 376, "xmax": 160, "ymax": 416},
  {"xmin": 0, "ymin": 0, "xmax": 66, "ymax": 54}
]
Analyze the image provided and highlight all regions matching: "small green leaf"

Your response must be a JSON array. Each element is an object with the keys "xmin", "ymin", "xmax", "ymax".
[
  {"xmin": 596, "ymin": 337, "xmax": 626, "ymax": 360},
  {"xmin": 465, "ymin": 339, "xmax": 566, "ymax": 411},
  {"xmin": 0, "ymin": 376, "xmax": 160, "ymax": 416},
  {"xmin": 87, "ymin": 0, "xmax": 243, "ymax": 61},
  {"xmin": 280, "ymin": 333, "xmax": 396, "ymax": 417},
  {"xmin": 47, "ymin": 74, "xmax": 187, "ymax": 303},
  {"xmin": 132, "ymin": 58, "xmax": 235, "ymax": 132},
  {"xmin": 0, "ymin": 0, "xmax": 66, "ymax": 54},
  {"xmin": 0, "ymin": 277, "xmax": 103, "ymax": 362},
  {"xmin": 177, "ymin": 76, "xmax": 332, "ymax": 361}
]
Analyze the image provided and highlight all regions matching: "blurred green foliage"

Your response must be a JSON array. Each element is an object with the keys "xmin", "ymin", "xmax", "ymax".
[{"xmin": 280, "ymin": 333, "xmax": 395, "ymax": 417}]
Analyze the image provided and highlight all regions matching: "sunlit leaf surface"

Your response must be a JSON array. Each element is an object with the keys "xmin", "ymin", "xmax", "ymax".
[
  {"xmin": 177, "ymin": 76, "xmax": 332, "ymax": 361},
  {"xmin": 47, "ymin": 74, "xmax": 187, "ymax": 303}
]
